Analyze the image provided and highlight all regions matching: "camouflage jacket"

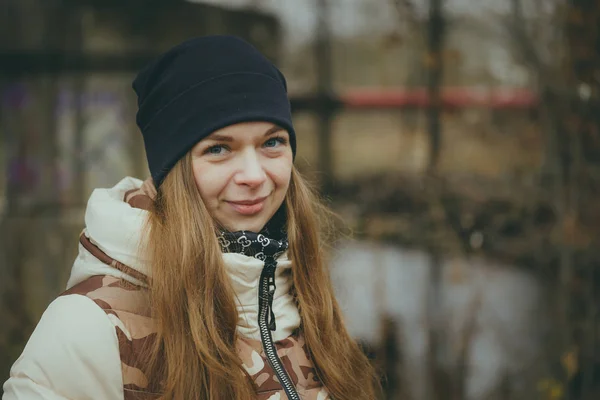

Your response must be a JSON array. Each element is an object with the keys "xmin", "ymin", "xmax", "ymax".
[{"xmin": 3, "ymin": 177, "xmax": 330, "ymax": 400}]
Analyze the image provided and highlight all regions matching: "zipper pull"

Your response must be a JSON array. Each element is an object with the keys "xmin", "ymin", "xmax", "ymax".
[
  {"xmin": 268, "ymin": 308, "xmax": 277, "ymax": 331},
  {"xmin": 264, "ymin": 257, "xmax": 278, "ymax": 331},
  {"xmin": 268, "ymin": 279, "xmax": 277, "ymax": 331}
]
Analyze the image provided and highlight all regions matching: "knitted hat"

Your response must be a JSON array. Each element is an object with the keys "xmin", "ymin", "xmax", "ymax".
[{"xmin": 132, "ymin": 35, "xmax": 296, "ymax": 187}]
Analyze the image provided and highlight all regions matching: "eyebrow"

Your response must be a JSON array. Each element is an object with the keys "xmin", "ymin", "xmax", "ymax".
[{"xmin": 207, "ymin": 126, "xmax": 285, "ymax": 142}]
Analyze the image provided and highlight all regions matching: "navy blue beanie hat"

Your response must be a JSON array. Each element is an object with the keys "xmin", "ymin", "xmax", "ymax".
[{"xmin": 132, "ymin": 35, "xmax": 296, "ymax": 187}]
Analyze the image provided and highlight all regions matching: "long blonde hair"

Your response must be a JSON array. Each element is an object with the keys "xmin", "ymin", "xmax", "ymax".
[{"xmin": 144, "ymin": 152, "xmax": 380, "ymax": 399}]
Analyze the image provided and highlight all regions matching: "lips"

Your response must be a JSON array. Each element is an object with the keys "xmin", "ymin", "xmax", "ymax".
[{"xmin": 226, "ymin": 196, "xmax": 267, "ymax": 215}]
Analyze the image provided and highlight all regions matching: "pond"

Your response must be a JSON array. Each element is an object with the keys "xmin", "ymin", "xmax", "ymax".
[{"xmin": 330, "ymin": 239, "xmax": 547, "ymax": 399}]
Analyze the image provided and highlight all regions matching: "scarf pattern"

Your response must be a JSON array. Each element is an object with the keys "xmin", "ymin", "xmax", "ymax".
[
  {"xmin": 217, "ymin": 203, "xmax": 289, "ymax": 259},
  {"xmin": 217, "ymin": 231, "xmax": 288, "ymax": 260}
]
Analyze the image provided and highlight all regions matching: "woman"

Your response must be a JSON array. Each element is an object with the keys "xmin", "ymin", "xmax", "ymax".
[{"xmin": 3, "ymin": 36, "xmax": 379, "ymax": 400}]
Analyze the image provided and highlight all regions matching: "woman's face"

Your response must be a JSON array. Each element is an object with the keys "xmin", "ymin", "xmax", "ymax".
[{"xmin": 191, "ymin": 121, "xmax": 293, "ymax": 233}]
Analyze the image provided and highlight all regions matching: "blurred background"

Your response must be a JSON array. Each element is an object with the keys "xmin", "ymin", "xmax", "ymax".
[{"xmin": 0, "ymin": 0, "xmax": 599, "ymax": 399}]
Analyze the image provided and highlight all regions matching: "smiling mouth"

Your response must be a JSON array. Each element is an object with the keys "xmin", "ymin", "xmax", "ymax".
[{"xmin": 226, "ymin": 197, "xmax": 267, "ymax": 215}]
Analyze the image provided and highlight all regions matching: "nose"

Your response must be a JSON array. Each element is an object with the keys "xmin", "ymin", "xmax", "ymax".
[{"xmin": 233, "ymin": 149, "xmax": 267, "ymax": 188}]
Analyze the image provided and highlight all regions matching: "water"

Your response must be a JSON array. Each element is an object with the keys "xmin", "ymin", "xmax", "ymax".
[{"xmin": 330, "ymin": 239, "xmax": 547, "ymax": 399}]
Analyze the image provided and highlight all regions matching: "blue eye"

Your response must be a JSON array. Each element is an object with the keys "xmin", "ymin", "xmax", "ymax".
[
  {"xmin": 264, "ymin": 136, "xmax": 287, "ymax": 148},
  {"xmin": 205, "ymin": 145, "xmax": 228, "ymax": 155}
]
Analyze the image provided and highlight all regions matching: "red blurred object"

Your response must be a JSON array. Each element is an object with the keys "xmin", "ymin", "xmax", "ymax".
[{"xmin": 339, "ymin": 87, "xmax": 538, "ymax": 109}]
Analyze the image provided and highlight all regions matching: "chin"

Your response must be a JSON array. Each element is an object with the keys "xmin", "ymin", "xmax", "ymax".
[{"xmin": 224, "ymin": 218, "xmax": 267, "ymax": 233}]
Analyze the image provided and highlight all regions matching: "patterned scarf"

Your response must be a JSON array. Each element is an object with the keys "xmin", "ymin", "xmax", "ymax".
[
  {"xmin": 217, "ymin": 230, "xmax": 289, "ymax": 260},
  {"xmin": 217, "ymin": 204, "xmax": 289, "ymax": 259}
]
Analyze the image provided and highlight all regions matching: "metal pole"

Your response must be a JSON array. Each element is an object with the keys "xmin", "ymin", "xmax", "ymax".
[
  {"xmin": 426, "ymin": 0, "xmax": 445, "ymax": 399},
  {"xmin": 315, "ymin": 0, "xmax": 334, "ymax": 193},
  {"xmin": 427, "ymin": 0, "xmax": 444, "ymax": 173}
]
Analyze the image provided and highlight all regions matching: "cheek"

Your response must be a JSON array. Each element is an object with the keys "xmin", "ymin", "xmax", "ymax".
[
  {"xmin": 270, "ymin": 158, "xmax": 293, "ymax": 190},
  {"xmin": 192, "ymin": 162, "xmax": 228, "ymax": 202}
]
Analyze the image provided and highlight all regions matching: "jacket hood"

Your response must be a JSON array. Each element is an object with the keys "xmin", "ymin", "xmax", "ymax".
[{"xmin": 67, "ymin": 177, "xmax": 150, "ymax": 289}]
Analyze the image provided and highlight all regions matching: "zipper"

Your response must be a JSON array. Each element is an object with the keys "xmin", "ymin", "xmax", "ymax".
[{"xmin": 258, "ymin": 256, "xmax": 301, "ymax": 400}]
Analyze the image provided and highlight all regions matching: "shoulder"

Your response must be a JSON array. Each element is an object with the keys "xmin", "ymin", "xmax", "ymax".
[
  {"xmin": 3, "ymin": 294, "xmax": 124, "ymax": 400},
  {"xmin": 63, "ymin": 275, "xmax": 151, "ymax": 317},
  {"xmin": 16, "ymin": 294, "xmax": 121, "ymax": 359}
]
